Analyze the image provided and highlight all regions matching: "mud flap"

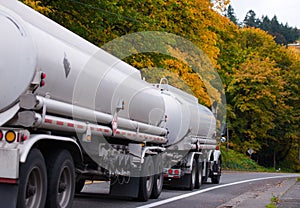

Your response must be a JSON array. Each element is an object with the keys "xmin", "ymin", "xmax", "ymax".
[
  {"xmin": 166, "ymin": 175, "xmax": 191, "ymax": 189},
  {"xmin": 109, "ymin": 177, "xmax": 140, "ymax": 198},
  {"xmin": 0, "ymin": 183, "xmax": 18, "ymax": 208}
]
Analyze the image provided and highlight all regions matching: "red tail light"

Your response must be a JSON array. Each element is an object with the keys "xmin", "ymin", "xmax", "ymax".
[
  {"xmin": 19, "ymin": 133, "xmax": 28, "ymax": 142},
  {"xmin": 0, "ymin": 130, "xmax": 3, "ymax": 140},
  {"xmin": 41, "ymin": 72, "xmax": 46, "ymax": 79},
  {"xmin": 40, "ymin": 72, "xmax": 46, "ymax": 87}
]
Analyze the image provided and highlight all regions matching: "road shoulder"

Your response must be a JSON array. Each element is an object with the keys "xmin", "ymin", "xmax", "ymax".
[
  {"xmin": 217, "ymin": 178, "xmax": 297, "ymax": 208},
  {"xmin": 278, "ymin": 180, "xmax": 300, "ymax": 208}
]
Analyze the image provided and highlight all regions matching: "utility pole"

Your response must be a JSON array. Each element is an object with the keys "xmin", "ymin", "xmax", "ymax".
[
  {"xmin": 226, "ymin": 125, "xmax": 229, "ymax": 151},
  {"xmin": 298, "ymin": 146, "xmax": 300, "ymax": 165},
  {"xmin": 273, "ymin": 150, "xmax": 276, "ymax": 169}
]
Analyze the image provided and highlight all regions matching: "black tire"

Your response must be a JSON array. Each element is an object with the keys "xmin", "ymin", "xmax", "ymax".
[
  {"xmin": 194, "ymin": 161, "xmax": 202, "ymax": 189},
  {"xmin": 185, "ymin": 158, "xmax": 196, "ymax": 190},
  {"xmin": 211, "ymin": 175, "xmax": 220, "ymax": 184},
  {"xmin": 45, "ymin": 150, "xmax": 75, "ymax": 208},
  {"xmin": 202, "ymin": 162, "xmax": 209, "ymax": 183},
  {"xmin": 151, "ymin": 155, "xmax": 163, "ymax": 199},
  {"xmin": 75, "ymin": 179, "xmax": 85, "ymax": 194},
  {"xmin": 137, "ymin": 157, "xmax": 155, "ymax": 202},
  {"xmin": 17, "ymin": 148, "xmax": 47, "ymax": 208},
  {"xmin": 211, "ymin": 159, "xmax": 221, "ymax": 184}
]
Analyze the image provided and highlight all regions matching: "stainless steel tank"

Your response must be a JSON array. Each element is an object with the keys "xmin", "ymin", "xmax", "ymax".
[
  {"xmin": 161, "ymin": 85, "xmax": 216, "ymax": 145},
  {"xmin": 0, "ymin": 5, "xmax": 36, "ymax": 112},
  {"xmin": 0, "ymin": 1, "xmax": 165, "ymax": 127}
]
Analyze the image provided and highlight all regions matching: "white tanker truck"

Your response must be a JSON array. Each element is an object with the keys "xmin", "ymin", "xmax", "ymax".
[{"xmin": 0, "ymin": 1, "xmax": 222, "ymax": 207}]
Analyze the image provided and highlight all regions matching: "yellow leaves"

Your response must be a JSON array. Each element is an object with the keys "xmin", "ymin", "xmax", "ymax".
[
  {"xmin": 130, "ymin": 54, "xmax": 156, "ymax": 69},
  {"xmin": 239, "ymin": 28, "xmax": 278, "ymax": 53},
  {"xmin": 167, "ymin": 47, "xmax": 189, "ymax": 66},
  {"xmin": 22, "ymin": 0, "xmax": 51, "ymax": 14},
  {"xmin": 211, "ymin": 0, "xmax": 230, "ymax": 13},
  {"xmin": 161, "ymin": 58, "xmax": 211, "ymax": 105}
]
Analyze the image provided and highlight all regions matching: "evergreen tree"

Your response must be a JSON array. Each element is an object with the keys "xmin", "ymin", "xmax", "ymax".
[
  {"xmin": 243, "ymin": 10, "xmax": 260, "ymax": 28},
  {"xmin": 243, "ymin": 11, "xmax": 300, "ymax": 45},
  {"xmin": 260, "ymin": 15, "xmax": 271, "ymax": 31},
  {"xmin": 225, "ymin": 4, "xmax": 238, "ymax": 25}
]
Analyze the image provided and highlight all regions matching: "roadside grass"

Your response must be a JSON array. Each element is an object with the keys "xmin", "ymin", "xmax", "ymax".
[
  {"xmin": 266, "ymin": 194, "xmax": 280, "ymax": 208},
  {"xmin": 221, "ymin": 146, "xmax": 271, "ymax": 172}
]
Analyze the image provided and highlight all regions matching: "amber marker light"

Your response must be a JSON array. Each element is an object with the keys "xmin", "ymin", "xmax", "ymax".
[{"xmin": 5, "ymin": 130, "xmax": 16, "ymax": 143}]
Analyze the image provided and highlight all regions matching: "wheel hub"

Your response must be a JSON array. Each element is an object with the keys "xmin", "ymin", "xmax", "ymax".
[
  {"xmin": 26, "ymin": 184, "xmax": 37, "ymax": 197},
  {"xmin": 59, "ymin": 182, "xmax": 67, "ymax": 193}
]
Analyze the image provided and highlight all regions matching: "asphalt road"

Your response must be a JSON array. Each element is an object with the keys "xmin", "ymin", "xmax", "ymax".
[{"xmin": 73, "ymin": 171, "xmax": 299, "ymax": 208}]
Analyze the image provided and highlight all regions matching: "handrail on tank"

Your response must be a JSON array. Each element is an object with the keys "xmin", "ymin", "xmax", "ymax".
[{"xmin": 159, "ymin": 78, "xmax": 169, "ymax": 91}]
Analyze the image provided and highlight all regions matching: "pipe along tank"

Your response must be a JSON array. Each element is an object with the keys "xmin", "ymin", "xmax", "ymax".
[{"xmin": 0, "ymin": 0, "xmax": 219, "ymax": 206}]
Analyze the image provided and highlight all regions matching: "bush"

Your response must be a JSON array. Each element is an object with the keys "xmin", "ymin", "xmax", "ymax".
[{"xmin": 221, "ymin": 146, "xmax": 269, "ymax": 171}]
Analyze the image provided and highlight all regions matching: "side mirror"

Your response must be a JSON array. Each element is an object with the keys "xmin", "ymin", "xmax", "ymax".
[{"xmin": 221, "ymin": 137, "xmax": 226, "ymax": 143}]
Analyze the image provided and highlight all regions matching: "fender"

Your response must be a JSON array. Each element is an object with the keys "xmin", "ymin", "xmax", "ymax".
[
  {"xmin": 19, "ymin": 134, "xmax": 83, "ymax": 163},
  {"xmin": 185, "ymin": 152, "xmax": 202, "ymax": 173}
]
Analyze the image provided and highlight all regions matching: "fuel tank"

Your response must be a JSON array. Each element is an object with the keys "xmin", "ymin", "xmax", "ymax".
[
  {"xmin": 0, "ymin": 1, "xmax": 165, "ymax": 127},
  {"xmin": 160, "ymin": 85, "xmax": 216, "ymax": 145}
]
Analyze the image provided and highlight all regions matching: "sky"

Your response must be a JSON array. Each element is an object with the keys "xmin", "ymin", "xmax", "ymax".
[{"xmin": 230, "ymin": 0, "xmax": 299, "ymax": 28}]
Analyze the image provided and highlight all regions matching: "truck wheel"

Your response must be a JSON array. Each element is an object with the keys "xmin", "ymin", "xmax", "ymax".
[
  {"xmin": 151, "ymin": 156, "xmax": 163, "ymax": 199},
  {"xmin": 194, "ymin": 161, "xmax": 202, "ymax": 189},
  {"xmin": 202, "ymin": 162, "xmax": 209, "ymax": 183},
  {"xmin": 211, "ymin": 175, "xmax": 220, "ymax": 184},
  {"xmin": 137, "ymin": 157, "xmax": 154, "ymax": 202},
  {"xmin": 211, "ymin": 160, "xmax": 221, "ymax": 184},
  {"xmin": 17, "ymin": 148, "xmax": 47, "ymax": 208},
  {"xmin": 75, "ymin": 179, "xmax": 85, "ymax": 194},
  {"xmin": 45, "ymin": 150, "xmax": 75, "ymax": 208},
  {"xmin": 184, "ymin": 158, "xmax": 196, "ymax": 190}
]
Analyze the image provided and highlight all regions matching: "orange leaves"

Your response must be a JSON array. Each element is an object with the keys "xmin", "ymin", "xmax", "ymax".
[
  {"xmin": 22, "ymin": 0, "xmax": 52, "ymax": 14},
  {"xmin": 211, "ymin": 0, "xmax": 230, "ymax": 13}
]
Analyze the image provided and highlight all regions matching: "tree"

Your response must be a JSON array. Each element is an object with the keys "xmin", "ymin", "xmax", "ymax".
[
  {"xmin": 246, "ymin": 13, "xmax": 300, "ymax": 45},
  {"xmin": 224, "ymin": 4, "xmax": 238, "ymax": 25},
  {"xmin": 243, "ymin": 10, "xmax": 260, "ymax": 28},
  {"xmin": 211, "ymin": 0, "xmax": 230, "ymax": 13},
  {"xmin": 225, "ymin": 27, "xmax": 300, "ymax": 168},
  {"xmin": 227, "ymin": 54, "xmax": 283, "ymax": 153}
]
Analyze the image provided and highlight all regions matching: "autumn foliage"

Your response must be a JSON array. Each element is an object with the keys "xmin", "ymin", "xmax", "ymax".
[{"xmin": 22, "ymin": 0, "xmax": 300, "ymax": 171}]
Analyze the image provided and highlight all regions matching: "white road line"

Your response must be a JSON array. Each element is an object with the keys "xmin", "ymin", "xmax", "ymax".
[{"xmin": 137, "ymin": 174, "xmax": 299, "ymax": 208}]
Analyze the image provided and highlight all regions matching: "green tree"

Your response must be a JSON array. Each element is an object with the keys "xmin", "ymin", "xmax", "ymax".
[
  {"xmin": 224, "ymin": 4, "xmax": 238, "ymax": 25},
  {"xmin": 227, "ymin": 54, "xmax": 284, "ymax": 153},
  {"xmin": 243, "ymin": 10, "xmax": 260, "ymax": 28}
]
